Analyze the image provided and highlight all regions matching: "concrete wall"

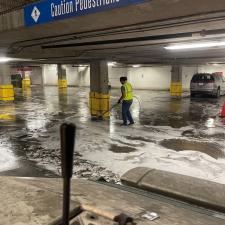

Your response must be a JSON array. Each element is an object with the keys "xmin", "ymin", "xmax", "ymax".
[
  {"xmin": 108, "ymin": 66, "xmax": 172, "ymax": 90},
  {"xmin": 127, "ymin": 66, "xmax": 171, "ymax": 90},
  {"xmin": 42, "ymin": 64, "xmax": 90, "ymax": 86},
  {"xmin": 108, "ymin": 66, "xmax": 198, "ymax": 91},
  {"xmin": 198, "ymin": 65, "xmax": 225, "ymax": 75},
  {"xmin": 43, "ymin": 64, "xmax": 58, "ymax": 86},
  {"xmin": 42, "ymin": 64, "xmax": 201, "ymax": 91},
  {"xmin": 65, "ymin": 65, "xmax": 90, "ymax": 86},
  {"xmin": 182, "ymin": 66, "xmax": 198, "ymax": 90},
  {"xmin": 0, "ymin": 64, "xmax": 11, "ymax": 84},
  {"xmin": 108, "ymin": 66, "xmax": 128, "ymax": 88},
  {"xmin": 29, "ymin": 67, "xmax": 43, "ymax": 85}
]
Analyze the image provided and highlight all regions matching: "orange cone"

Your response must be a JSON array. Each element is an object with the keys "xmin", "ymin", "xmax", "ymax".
[{"xmin": 220, "ymin": 101, "xmax": 225, "ymax": 117}]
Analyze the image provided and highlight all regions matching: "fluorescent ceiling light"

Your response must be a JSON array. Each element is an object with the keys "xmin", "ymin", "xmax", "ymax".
[
  {"xmin": 0, "ymin": 57, "xmax": 32, "ymax": 63},
  {"xmin": 132, "ymin": 64, "xmax": 140, "ymax": 68},
  {"xmin": 79, "ymin": 64, "xmax": 88, "ymax": 67},
  {"xmin": 165, "ymin": 41, "xmax": 225, "ymax": 50}
]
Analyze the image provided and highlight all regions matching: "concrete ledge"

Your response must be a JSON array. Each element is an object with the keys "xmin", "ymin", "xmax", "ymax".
[
  {"xmin": 1, "ymin": 176, "xmax": 225, "ymax": 224},
  {"xmin": 121, "ymin": 167, "xmax": 225, "ymax": 212}
]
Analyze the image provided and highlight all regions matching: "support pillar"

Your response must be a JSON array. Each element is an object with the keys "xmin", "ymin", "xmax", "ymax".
[
  {"xmin": 0, "ymin": 64, "xmax": 14, "ymax": 101},
  {"xmin": 57, "ymin": 64, "xmax": 67, "ymax": 88},
  {"xmin": 90, "ymin": 61, "xmax": 109, "ymax": 118},
  {"xmin": 22, "ymin": 70, "xmax": 31, "ymax": 89},
  {"xmin": 170, "ymin": 65, "xmax": 182, "ymax": 97}
]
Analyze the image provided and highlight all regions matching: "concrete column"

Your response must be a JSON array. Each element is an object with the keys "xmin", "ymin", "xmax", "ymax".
[
  {"xmin": 22, "ymin": 69, "xmax": 31, "ymax": 89},
  {"xmin": 0, "ymin": 64, "xmax": 14, "ymax": 101},
  {"xmin": 170, "ymin": 65, "xmax": 182, "ymax": 97},
  {"xmin": 90, "ymin": 61, "xmax": 109, "ymax": 118},
  {"xmin": 57, "ymin": 64, "xmax": 67, "ymax": 88}
]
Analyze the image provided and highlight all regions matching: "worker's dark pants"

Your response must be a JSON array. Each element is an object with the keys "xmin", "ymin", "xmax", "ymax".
[{"xmin": 122, "ymin": 100, "xmax": 134, "ymax": 124}]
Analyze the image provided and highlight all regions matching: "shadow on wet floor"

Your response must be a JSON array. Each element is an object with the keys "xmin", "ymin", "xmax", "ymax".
[
  {"xmin": 124, "ymin": 135, "xmax": 155, "ymax": 143},
  {"xmin": 109, "ymin": 144, "xmax": 137, "ymax": 153},
  {"xmin": 160, "ymin": 139, "xmax": 225, "ymax": 159},
  {"xmin": 0, "ymin": 159, "xmax": 58, "ymax": 178}
]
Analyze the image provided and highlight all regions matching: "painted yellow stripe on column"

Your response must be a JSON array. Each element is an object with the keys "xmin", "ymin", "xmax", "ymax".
[
  {"xmin": 170, "ymin": 82, "xmax": 182, "ymax": 97},
  {"xmin": 89, "ymin": 92, "xmax": 110, "ymax": 118},
  {"xmin": 22, "ymin": 79, "xmax": 31, "ymax": 88},
  {"xmin": 58, "ymin": 79, "xmax": 67, "ymax": 88},
  {"xmin": 0, "ymin": 85, "xmax": 14, "ymax": 101}
]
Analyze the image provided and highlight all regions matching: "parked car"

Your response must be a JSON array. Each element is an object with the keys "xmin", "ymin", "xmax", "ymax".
[{"xmin": 190, "ymin": 73, "xmax": 225, "ymax": 98}]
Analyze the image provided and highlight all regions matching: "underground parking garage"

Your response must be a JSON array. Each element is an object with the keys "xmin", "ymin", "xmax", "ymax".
[{"xmin": 1, "ymin": 0, "xmax": 225, "ymax": 224}]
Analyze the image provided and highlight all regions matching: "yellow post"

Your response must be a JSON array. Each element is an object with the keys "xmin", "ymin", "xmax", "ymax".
[
  {"xmin": 22, "ymin": 79, "xmax": 31, "ymax": 89},
  {"xmin": 89, "ymin": 92, "xmax": 110, "ymax": 118},
  {"xmin": 170, "ymin": 82, "xmax": 182, "ymax": 97},
  {"xmin": 0, "ymin": 85, "xmax": 14, "ymax": 101},
  {"xmin": 58, "ymin": 79, "xmax": 67, "ymax": 88}
]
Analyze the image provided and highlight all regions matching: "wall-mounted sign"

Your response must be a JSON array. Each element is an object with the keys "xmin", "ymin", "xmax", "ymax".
[{"xmin": 24, "ymin": 0, "xmax": 145, "ymax": 27}]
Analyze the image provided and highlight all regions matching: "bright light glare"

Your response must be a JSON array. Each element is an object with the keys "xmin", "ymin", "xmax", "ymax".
[
  {"xmin": 165, "ymin": 41, "xmax": 225, "ymax": 50},
  {"xmin": 132, "ymin": 64, "xmax": 140, "ymax": 68},
  {"xmin": 107, "ymin": 62, "xmax": 116, "ymax": 66},
  {"xmin": 205, "ymin": 118, "xmax": 215, "ymax": 128},
  {"xmin": 0, "ymin": 57, "xmax": 13, "ymax": 63}
]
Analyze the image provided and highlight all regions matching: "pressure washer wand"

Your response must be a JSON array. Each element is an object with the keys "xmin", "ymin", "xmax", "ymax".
[
  {"xmin": 102, "ymin": 102, "xmax": 120, "ymax": 116},
  {"xmin": 60, "ymin": 123, "xmax": 76, "ymax": 225}
]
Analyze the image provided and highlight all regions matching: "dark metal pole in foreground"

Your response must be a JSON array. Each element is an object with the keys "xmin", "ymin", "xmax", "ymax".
[{"xmin": 60, "ymin": 123, "xmax": 76, "ymax": 225}]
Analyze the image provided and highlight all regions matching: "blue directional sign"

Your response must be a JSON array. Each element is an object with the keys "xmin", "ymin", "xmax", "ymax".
[{"xmin": 24, "ymin": 0, "xmax": 146, "ymax": 27}]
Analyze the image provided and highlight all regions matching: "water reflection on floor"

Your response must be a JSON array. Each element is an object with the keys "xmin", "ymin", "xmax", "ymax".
[{"xmin": 0, "ymin": 86, "xmax": 225, "ymax": 183}]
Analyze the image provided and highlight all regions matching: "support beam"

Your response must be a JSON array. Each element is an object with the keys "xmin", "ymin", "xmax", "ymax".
[
  {"xmin": 57, "ymin": 64, "xmax": 67, "ymax": 88},
  {"xmin": 22, "ymin": 69, "xmax": 31, "ymax": 89},
  {"xmin": 0, "ymin": 64, "xmax": 14, "ymax": 101},
  {"xmin": 90, "ymin": 61, "xmax": 109, "ymax": 118},
  {"xmin": 170, "ymin": 65, "xmax": 182, "ymax": 98}
]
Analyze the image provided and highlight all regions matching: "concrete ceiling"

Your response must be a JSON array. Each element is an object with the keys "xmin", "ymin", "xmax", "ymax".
[
  {"xmin": 0, "ymin": 0, "xmax": 36, "ymax": 14},
  {"xmin": 2, "ymin": 0, "xmax": 225, "ymax": 65}
]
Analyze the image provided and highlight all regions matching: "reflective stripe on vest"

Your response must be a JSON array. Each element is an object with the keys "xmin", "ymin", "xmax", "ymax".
[{"xmin": 123, "ymin": 82, "xmax": 133, "ymax": 100}]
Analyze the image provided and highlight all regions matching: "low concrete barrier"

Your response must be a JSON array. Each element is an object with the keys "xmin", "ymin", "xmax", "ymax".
[{"xmin": 121, "ymin": 167, "xmax": 225, "ymax": 212}]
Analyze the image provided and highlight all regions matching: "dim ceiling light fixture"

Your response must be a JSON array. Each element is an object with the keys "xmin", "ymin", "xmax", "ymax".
[{"xmin": 165, "ymin": 41, "xmax": 225, "ymax": 50}]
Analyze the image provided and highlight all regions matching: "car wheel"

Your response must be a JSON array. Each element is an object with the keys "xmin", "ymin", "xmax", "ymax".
[{"xmin": 190, "ymin": 92, "xmax": 195, "ymax": 98}]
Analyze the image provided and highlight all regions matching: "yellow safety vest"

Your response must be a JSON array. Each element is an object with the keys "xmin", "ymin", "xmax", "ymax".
[{"xmin": 123, "ymin": 82, "xmax": 133, "ymax": 100}]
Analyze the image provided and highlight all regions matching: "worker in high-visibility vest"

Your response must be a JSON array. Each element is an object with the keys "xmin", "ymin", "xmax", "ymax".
[{"xmin": 118, "ymin": 76, "xmax": 134, "ymax": 126}]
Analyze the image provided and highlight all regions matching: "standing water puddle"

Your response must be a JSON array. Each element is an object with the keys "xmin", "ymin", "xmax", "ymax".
[{"xmin": 160, "ymin": 139, "xmax": 225, "ymax": 159}]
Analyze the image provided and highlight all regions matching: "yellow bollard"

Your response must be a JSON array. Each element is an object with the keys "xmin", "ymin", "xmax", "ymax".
[
  {"xmin": 0, "ymin": 85, "xmax": 14, "ymax": 101},
  {"xmin": 89, "ymin": 92, "xmax": 110, "ymax": 118},
  {"xmin": 170, "ymin": 82, "xmax": 182, "ymax": 97}
]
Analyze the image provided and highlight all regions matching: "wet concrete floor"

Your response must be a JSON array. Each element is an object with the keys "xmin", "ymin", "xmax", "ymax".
[{"xmin": 0, "ymin": 86, "xmax": 225, "ymax": 183}]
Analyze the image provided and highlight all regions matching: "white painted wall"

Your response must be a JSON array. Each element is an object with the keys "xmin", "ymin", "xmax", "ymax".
[
  {"xmin": 42, "ymin": 64, "xmax": 200, "ymax": 91},
  {"xmin": 0, "ymin": 64, "xmax": 11, "ymax": 84},
  {"xmin": 108, "ymin": 66, "xmax": 128, "ymax": 87},
  {"xmin": 198, "ymin": 65, "xmax": 225, "ymax": 75},
  {"xmin": 127, "ymin": 66, "xmax": 171, "ymax": 90},
  {"xmin": 109, "ymin": 65, "xmax": 198, "ymax": 91},
  {"xmin": 42, "ymin": 64, "xmax": 90, "ymax": 86},
  {"xmin": 182, "ymin": 66, "xmax": 198, "ymax": 90},
  {"xmin": 30, "ymin": 67, "xmax": 43, "ymax": 85},
  {"xmin": 43, "ymin": 64, "xmax": 58, "ymax": 85}
]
